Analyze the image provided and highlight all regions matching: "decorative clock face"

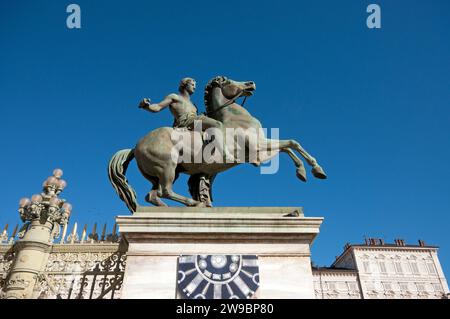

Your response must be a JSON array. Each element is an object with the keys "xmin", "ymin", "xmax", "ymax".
[{"xmin": 177, "ymin": 255, "xmax": 260, "ymax": 299}]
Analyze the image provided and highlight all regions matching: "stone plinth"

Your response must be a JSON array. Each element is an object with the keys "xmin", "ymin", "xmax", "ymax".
[{"xmin": 116, "ymin": 207, "xmax": 323, "ymax": 299}]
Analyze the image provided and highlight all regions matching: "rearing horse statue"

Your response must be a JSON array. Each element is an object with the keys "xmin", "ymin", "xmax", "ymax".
[{"xmin": 108, "ymin": 76, "xmax": 326, "ymax": 212}]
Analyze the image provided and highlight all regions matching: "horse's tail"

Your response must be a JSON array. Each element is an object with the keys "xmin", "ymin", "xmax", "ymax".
[{"xmin": 108, "ymin": 149, "xmax": 138, "ymax": 213}]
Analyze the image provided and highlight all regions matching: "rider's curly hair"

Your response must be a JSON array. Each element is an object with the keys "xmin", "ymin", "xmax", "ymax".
[{"xmin": 179, "ymin": 77, "xmax": 195, "ymax": 91}]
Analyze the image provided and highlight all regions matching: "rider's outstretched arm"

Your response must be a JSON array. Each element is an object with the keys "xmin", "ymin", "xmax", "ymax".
[{"xmin": 141, "ymin": 94, "xmax": 175, "ymax": 113}]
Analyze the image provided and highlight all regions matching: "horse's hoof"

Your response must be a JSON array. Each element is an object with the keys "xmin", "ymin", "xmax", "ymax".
[
  {"xmin": 193, "ymin": 201, "xmax": 206, "ymax": 208},
  {"xmin": 185, "ymin": 198, "xmax": 201, "ymax": 207},
  {"xmin": 296, "ymin": 167, "xmax": 307, "ymax": 182},
  {"xmin": 312, "ymin": 165, "xmax": 327, "ymax": 179},
  {"xmin": 203, "ymin": 199, "xmax": 213, "ymax": 207},
  {"xmin": 155, "ymin": 198, "xmax": 168, "ymax": 207}
]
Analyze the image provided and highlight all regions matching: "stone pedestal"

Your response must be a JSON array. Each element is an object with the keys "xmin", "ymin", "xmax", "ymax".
[{"xmin": 116, "ymin": 207, "xmax": 323, "ymax": 299}]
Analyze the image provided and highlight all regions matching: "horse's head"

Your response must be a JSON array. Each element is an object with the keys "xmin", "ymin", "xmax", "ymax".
[
  {"xmin": 204, "ymin": 76, "xmax": 256, "ymax": 114},
  {"xmin": 221, "ymin": 77, "xmax": 256, "ymax": 99}
]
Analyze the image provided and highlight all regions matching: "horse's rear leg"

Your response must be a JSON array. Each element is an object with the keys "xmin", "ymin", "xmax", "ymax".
[
  {"xmin": 159, "ymin": 169, "xmax": 202, "ymax": 207},
  {"xmin": 139, "ymin": 170, "xmax": 167, "ymax": 207},
  {"xmin": 145, "ymin": 184, "xmax": 167, "ymax": 207}
]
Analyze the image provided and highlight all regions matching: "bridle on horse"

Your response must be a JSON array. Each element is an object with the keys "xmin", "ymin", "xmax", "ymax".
[{"xmin": 206, "ymin": 89, "xmax": 248, "ymax": 117}]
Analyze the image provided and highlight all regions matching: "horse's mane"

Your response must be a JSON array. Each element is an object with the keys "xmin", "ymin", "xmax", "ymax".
[{"xmin": 204, "ymin": 76, "xmax": 227, "ymax": 114}]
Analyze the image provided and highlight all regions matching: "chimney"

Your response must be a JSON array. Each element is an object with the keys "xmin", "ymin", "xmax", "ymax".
[{"xmin": 418, "ymin": 239, "xmax": 426, "ymax": 247}]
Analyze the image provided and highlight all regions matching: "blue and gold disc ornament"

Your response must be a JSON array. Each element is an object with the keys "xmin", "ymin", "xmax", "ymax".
[{"xmin": 177, "ymin": 255, "xmax": 260, "ymax": 299}]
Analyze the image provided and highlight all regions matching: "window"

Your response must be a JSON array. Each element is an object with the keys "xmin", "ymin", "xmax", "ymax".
[
  {"xmin": 347, "ymin": 282, "xmax": 357, "ymax": 291},
  {"xmin": 416, "ymin": 283, "xmax": 425, "ymax": 292},
  {"xmin": 337, "ymin": 282, "xmax": 347, "ymax": 290},
  {"xmin": 328, "ymin": 282, "xmax": 336, "ymax": 291},
  {"xmin": 386, "ymin": 261, "xmax": 395, "ymax": 273},
  {"xmin": 394, "ymin": 262, "xmax": 403, "ymax": 274},
  {"xmin": 402, "ymin": 262, "xmax": 411, "ymax": 273},
  {"xmin": 399, "ymin": 282, "xmax": 409, "ymax": 291},
  {"xmin": 432, "ymin": 283, "xmax": 442, "ymax": 292},
  {"xmin": 427, "ymin": 263, "xmax": 437, "ymax": 275},
  {"xmin": 363, "ymin": 261, "xmax": 371, "ymax": 273},
  {"xmin": 410, "ymin": 262, "xmax": 419, "ymax": 274},
  {"xmin": 382, "ymin": 282, "xmax": 392, "ymax": 291},
  {"xmin": 379, "ymin": 262, "xmax": 387, "ymax": 273}
]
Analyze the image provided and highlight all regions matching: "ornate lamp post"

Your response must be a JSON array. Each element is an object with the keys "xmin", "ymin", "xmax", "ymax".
[{"xmin": 4, "ymin": 169, "xmax": 72, "ymax": 299}]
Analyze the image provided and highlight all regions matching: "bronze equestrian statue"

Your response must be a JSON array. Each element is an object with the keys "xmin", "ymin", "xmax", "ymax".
[{"xmin": 108, "ymin": 76, "xmax": 326, "ymax": 212}]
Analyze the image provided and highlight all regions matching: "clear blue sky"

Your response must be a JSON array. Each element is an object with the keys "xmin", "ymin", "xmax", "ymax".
[{"xmin": 1, "ymin": 0, "xmax": 449, "ymax": 275}]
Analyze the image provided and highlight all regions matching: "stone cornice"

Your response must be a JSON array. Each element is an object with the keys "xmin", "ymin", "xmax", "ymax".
[
  {"xmin": 50, "ymin": 243, "xmax": 123, "ymax": 253},
  {"xmin": 117, "ymin": 207, "xmax": 323, "ymax": 244},
  {"xmin": 332, "ymin": 245, "xmax": 438, "ymax": 267},
  {"xmin": 352, "ymin": 246, "xmax": 438, "ymax": 253},
  {"xmin": 313, "ymin": 270, "xmax": 358, "ymax": 277},
  {"xmin": 134, "ymin": 206, "xmax": 305, "ymax": 215}
]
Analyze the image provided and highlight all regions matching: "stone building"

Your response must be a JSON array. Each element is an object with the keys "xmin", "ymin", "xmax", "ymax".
[
  {"xmin": 313, "ymin": 238, "xmax": 449, "ymax": 299},
  {"xmin": 1, "ymin": 222, "xmax": 448, "ymax": 299}
]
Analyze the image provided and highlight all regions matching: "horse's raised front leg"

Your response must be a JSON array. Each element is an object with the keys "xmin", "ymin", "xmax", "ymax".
[
  {"xmin": 280, "ymin": 148, "xmax": 307, "ymax": 182},
  {"xmin": 256, "ymin": 139, "xmax": 307, "ymax": 182},
  {"xmin": 286, "ymin": 139, "xmax": 327, "ymax": 179},
  {"xmin": 260, "ymin": 139, "xmax": 327, "ymax": 179}
]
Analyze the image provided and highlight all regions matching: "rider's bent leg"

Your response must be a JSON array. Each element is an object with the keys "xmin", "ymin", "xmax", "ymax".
[{"xmin": 200, "ymin": 117, "xmax": 233, "ymax": 162}]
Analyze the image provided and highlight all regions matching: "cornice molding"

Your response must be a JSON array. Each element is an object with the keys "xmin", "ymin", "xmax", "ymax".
[{"xmin": 50, "ymin": 243, "xmax": 122, "ymax": 253}]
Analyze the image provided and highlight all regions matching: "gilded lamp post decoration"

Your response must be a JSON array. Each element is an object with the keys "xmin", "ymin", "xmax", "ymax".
[{"xmin": 4, "ymin": 169, "xmax": 72, "ymax": 299}]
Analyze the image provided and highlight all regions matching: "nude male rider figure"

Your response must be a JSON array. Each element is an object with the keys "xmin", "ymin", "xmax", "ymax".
[
  {"xmin": 139, "ymin": 77, "xmax": 232, "ymax": 159},
  {"xmin": 139, "ymin": 77, "xmax": 223, "ymax": 130}
]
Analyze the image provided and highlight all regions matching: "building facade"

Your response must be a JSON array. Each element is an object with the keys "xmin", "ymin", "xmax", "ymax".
[
  {"xmin": 313, "ymin": 238, "xmax": 449, "ymax": 299},
  {"xmin": 1, "ymin": 223, "xmax": 448, "ymax": 299}
]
